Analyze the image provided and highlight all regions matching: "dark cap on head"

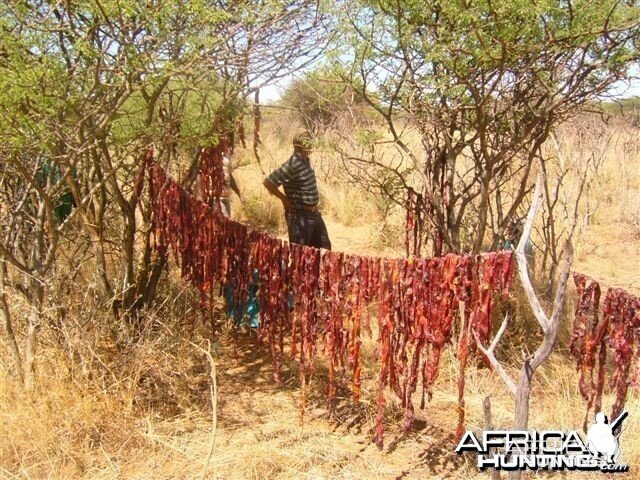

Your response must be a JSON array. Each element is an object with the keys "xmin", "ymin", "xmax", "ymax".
[{"xmin": 293, "ymin": 131, "xmax": 313, "ymax": 149}]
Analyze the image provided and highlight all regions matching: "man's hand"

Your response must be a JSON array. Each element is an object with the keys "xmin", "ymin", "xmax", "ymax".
[
  {"xmin": 281, "ymin": 197, "xmax": 293, "ymax": 212},
  {"xmin": 263, "ymin": 178, "xmax": 292, "ymax": 212}
]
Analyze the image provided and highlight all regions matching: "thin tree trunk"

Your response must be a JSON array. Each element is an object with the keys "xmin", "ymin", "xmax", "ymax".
[
  {"xmin": 508, "ymin": 175, "xmax": 574, "ymax": 480},
  {"xmin": 473, "ymin": 177, "xmax": 491, "ymax": 254},
  {"xmin": 135, "ymin": 186, "xmax": 167, "ymax": 311},
  {"xmin": 121, "ymin": 211, "xmax": 137, "ymax": 319},
  {"xmin": 23, "ymin": 200, "xmax": 48, "ymax": 391},
  {"xmin": 89, "ymin": 225, "xmax": 112, "ymax": 298},
  {"xmin": 0, "ymin": 261, "xmax": 24, "ymax": 384},
  {"xmin": 91, "ymin": 185, "xmax": 113, "ymax": 298},
  {"xmin": 24, "ymin": 280, "xmax": 44, "ymax": 391},
  {"xmin": 513, "ymin": 361, "xmax": 533, "ymax": 431},
  {"xmin": 141, "ymin": 252, "xmax": 166, "ymax": 308},
  {"xmin": 483, "ymin": 396, "xmax": 501, "ymax": 480}
]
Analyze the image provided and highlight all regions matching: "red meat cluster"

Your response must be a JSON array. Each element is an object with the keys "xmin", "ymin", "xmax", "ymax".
[
  {"xmin": 571, "ymin": 273, "xmax": 640, "ymax": 430},
  {"xmin": 149, "ymin": 152, "xmax": 514, "ymax": 447}
]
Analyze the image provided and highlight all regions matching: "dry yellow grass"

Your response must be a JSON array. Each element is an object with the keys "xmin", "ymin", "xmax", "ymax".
[
  {"xmin": 4, "ymin": 328, "xmax": 637, "ymax": 479},
  {"xmin": 1, "ymin": 112, "xmax": 640, "ymax": 480},
  {"xmin": 550, "ymin": 116, "xmax": 640, "ymax": 294}
]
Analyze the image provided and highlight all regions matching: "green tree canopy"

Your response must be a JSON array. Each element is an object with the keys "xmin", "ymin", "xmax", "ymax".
[
  {"xmin": 334, "ymin": 0, "xmax": 640, "ymax": 254},
  {"xmin": 0, "ymin": 0, "xmax": 327, "ymax": 386}
]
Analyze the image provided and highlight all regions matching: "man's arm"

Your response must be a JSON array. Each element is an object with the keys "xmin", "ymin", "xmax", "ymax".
[{"xmin": 263, "ymin": 178, "xmax": 292, "ymax": 211}]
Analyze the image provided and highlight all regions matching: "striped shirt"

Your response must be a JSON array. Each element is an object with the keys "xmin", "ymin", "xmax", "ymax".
[{"xmin": 267, "ymin": 153, "xmax": 319, "ymax": 206}]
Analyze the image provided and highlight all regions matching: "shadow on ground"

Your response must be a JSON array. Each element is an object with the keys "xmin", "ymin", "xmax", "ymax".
[{"xmin": 212, "ymin": 326, "xmax": 468, "ymax": 478}]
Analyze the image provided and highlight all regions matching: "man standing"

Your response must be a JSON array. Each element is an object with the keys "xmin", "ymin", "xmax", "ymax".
[
  {"xmin": 195, "ymin": 151, "xmax": 245, "ymax": 217},
  {"xmin": 194, "ymin": 145, "xmax": 255, "ymax": 325},
  {"xmin": 263, "ymin": 132, "xmax": 331, "ymax": 250},
  {"xmin": 219, "ymin": 153, "xmax": 244, "ymax": 217}
]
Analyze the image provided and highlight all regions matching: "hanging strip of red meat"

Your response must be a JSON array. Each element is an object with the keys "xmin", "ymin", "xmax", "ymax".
[
  {"xmin": 570, "ymin": 273, "xmax": 640, "ymax": 431},
  {"xmin": 148, "ymin": 159, "xmax": 517, "ymax": 448},
  {"xmin": 604, "ymin": 288, "xmax": 640, "ymax": 422}
]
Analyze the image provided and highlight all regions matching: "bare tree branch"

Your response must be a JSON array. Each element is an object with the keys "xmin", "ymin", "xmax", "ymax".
[{"xmin": 474, "ymin": 313, "xmax": 517, "ymax": 396}]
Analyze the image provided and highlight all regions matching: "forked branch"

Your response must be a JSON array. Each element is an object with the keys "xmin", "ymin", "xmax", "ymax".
[
  {"xmin": 474, "ymin": 313, "xmax": 517, "ymax": 395},
  {"xmin": 516, "ymin": 175, "xmax": 550, "ymax": 332}
]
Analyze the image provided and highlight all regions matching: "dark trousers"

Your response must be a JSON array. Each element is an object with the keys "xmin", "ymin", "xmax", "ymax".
[{"xmin": 286, "ymin": 210, "xmax": 331, "ymax": 250}]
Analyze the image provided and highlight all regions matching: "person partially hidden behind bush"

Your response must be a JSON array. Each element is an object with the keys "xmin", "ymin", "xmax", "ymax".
[
  {"xmin": 39, "ymin": 158, "xmax": 76, "ymax": 225},
  {"xmin": 263, "ymin": 131, "xmax": 332, "ymax": 250},
  {"xmin": 504, "ymin": 219, "xmax": 535, "ymax": 267},
  {"xmin": 194, "ymin": 147, "xmax": 257, "ymax": 328}
]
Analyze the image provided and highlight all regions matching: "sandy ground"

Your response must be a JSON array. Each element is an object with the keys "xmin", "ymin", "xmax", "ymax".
[
  {"xmin": 95, "ymin": 214, "xmax": 639, "ymax": 480},
  {"xmin": 574, "ymin": 223, "xmax": 640, "ymax": 295},
  {"xmin": 111, "ymin": 335, "xmax": 471, "ymax": 480}
]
